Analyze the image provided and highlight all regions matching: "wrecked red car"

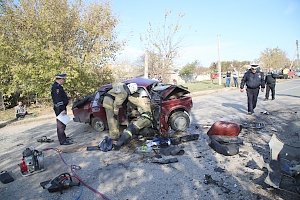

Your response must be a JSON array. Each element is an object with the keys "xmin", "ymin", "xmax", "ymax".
[{"xmin": 72, "ymin": 77, "xmax": 193, "ymax": 135}]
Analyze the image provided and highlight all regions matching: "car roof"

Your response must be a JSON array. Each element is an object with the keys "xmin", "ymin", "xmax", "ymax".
[
  {"xmin": 98, "ymin": 77, "xmax": 159, "ymax": 92},
  {"xmin": 123, "ymin": 77, "xmax": 159, "ymax": 87}
]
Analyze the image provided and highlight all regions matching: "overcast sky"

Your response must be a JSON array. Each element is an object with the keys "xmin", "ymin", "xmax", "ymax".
[{"xmin": 109, "ymin": 0, "xmax": 300, "ymax": 67}]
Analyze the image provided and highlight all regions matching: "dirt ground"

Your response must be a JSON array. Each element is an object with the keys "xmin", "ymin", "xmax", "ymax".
[{"xmin": 0, "ymin": 86, "xmax": 300, "ymax": 200}]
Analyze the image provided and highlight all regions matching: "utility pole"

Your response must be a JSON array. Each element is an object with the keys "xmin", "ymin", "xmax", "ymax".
[
  {"xmin": 296, "ymin": 40, "xmax": 299, "ymax": 67},
  {"xmin": 217, "ymin": 34, "xmax": 222, "ymax": 85},
  {"xmin": 144, "ymin": 50, "xmax": 149, "ymax": 78}
]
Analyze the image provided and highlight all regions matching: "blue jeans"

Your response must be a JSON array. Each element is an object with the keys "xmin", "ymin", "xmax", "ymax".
[
  {"xmin": 233, "ymin": 77, "xmax": 238, "ymax": 87},
  {"xmin": 226, "ymin": 77, "xmax": 231, "ymax": 87}
]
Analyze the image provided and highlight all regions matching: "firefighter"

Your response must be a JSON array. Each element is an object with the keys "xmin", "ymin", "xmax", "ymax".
[
  {"xmin": 102, "ymin": 82, "xmax": 138, "ymax": 139},
  {"xmin": 51, "ymin": 73, "xmax": 72, "ymax": 145},
  {"xmin": 114, "ymin": 88, "xmax": 153, "ymax": 150}
]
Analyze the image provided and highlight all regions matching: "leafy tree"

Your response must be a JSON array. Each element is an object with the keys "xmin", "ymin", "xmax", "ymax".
[
  {"xmin": 179, "ymin": 61, "xmax": 199, "ymax": 82},
  {"xmin": 259, "ymin": 47, "xmax": 290, "ymax": 70},
  {"xmin": 0, "ymin": 0, "xmax": 120, "ymax": 104},
  {"xmin": 141, "ymin": 11, "xmax": 184, "ymax": 82}
]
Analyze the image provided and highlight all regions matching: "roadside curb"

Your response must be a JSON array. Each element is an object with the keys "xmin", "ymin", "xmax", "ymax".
[
  {"xmin": 189, "ymin": 87, "xmax": 239, "ymax": 97},
  {"xmin": 0, "ymin": 114, "xmax": 55, "ymax": 128}
]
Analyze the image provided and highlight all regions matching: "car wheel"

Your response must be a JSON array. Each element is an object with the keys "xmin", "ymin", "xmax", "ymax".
[
  {"xmin": 91, "ymin": 117, "xmax": 106, "ymax": 132},
  {"xmin": 169, "ymin": 111, "xmax": 190, "ymax": 131}
]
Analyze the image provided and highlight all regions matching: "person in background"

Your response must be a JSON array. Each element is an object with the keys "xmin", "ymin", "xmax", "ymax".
[
  {"xmin": 232, "ymin": 68, "xmax": 239, "ymax": 88},
  {"xmin": 283, "ymin": 67, "xmax": 289, "ymax": 79},
  {"xmin": 51, "ymin": 73, "xmax": 72, "ymax": 145},
  {"xmin": 225, "ymin": 71, "xmax": 231, "ymax": 87},
  {"xmin": 240, "ymin": 64, "xmax": 265, "ymax": 115},
  {"xmin": 15, "ymin": 101, "xmax": 28, "ymax": 119},
  {"xmin": 264, "ymin": 68, "xmax": 278, "ymax": 100}
]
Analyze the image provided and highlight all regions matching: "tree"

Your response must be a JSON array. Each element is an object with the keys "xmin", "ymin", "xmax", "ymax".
[
  {"xmin": 141, "ymin": 11, "xmax": 184, "ymax": 82},
  {"xmin": 259, "ymin": 48, "xmax": 290, "ymax": 70},
  {"xmin": 0, "ymin": 0, "xmax": 120, "ymax": 103},
  {"xmin": 179, "ymin": 61, "xmax": 199, "ymax": 83}
]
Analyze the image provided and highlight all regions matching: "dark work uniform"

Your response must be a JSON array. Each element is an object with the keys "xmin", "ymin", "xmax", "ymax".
[
  {"xmin": 51, "ymin": 81, "xmax": 69, "ymax": 144},
  {"xmin": 240, "ymin": 70, "xmax": 265, "ymax": 113},
  {"xmin": 265, "ymin": 72, "xmax": 277, "ymax": 100}
]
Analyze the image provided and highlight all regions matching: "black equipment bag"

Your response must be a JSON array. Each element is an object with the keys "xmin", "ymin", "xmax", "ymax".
[
  {"xmin": 40, "ymin": 173, "xmax": 80, "ymax": 193},
  {"xmin": 0, "ymin": 171, "xmax": 14, "ymax": 184}
]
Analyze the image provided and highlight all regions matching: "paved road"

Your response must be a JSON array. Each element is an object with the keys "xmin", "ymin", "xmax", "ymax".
[{"xmin": 0, "ymin": 79, "xmax": 299, "ymax": 200}]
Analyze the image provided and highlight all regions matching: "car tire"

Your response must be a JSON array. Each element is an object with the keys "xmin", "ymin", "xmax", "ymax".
[
  {"xmin": 169, "ymin": 111, "xmax": 190, "ymax": 132},
  {"xmin": 91, "ymin": 117, "xmax": 106, "ymax": 132}
]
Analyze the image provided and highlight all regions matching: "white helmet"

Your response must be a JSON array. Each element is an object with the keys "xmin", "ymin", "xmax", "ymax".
[
  {"xmin": 138, "ymin": 89, "xmax": 148, "ymax": 98},
  {"xmin": 127, "ymin": 83, "xmax": 138, "ymax": 94}
]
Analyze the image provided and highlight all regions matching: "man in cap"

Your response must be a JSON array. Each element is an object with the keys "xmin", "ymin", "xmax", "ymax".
[
  {"xmin": 240, "ymin": 64, "xmax": 265, "ymax": 115},
  {"xmin": 51, "ymin": 73, "xmax": 72, "ymax": 145}
]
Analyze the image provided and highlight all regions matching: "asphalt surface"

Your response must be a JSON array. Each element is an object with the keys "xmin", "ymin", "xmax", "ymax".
[{"xmin": 0, "ymin": 78, "xmax": 299, "ymax": 200}]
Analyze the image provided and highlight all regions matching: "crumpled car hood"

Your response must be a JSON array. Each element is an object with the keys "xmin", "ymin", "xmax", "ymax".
[{"xmin": 151, "ymin": 84, "xmax": 190, "ymax": 100}]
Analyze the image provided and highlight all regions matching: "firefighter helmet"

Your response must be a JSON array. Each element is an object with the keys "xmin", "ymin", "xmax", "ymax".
[{"xmin": 127, "ymin": 83, "xmax": 138, "ymax": 94}]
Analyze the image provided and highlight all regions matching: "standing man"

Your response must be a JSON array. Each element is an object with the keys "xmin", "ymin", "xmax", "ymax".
[
  {"xmin": 240, "ymin": 64, "xmax": 265, "ymax": 115},
  {"xmin": 51, "ymin": 73, "xmax": 72, "ymax": 145},
  {"xmin": 102, "ymin": 82, "xmax": 138, "ymax": 140},
  {"xmin": 264, "ymin": 68, "xmax": 277, "ymax": 100}
]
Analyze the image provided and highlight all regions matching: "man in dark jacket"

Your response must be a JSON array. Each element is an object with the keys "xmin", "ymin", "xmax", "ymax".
[
  {"xmin": 51, "ymin": 73, "xmax": 72, "ymax": 145},
  {"xmin": 264, "ymin": 68, "xmax": 277, "ymax": 100},
  {"xmin": 240, "ymin": 64, "xmax": 265, "ymax": 115}
]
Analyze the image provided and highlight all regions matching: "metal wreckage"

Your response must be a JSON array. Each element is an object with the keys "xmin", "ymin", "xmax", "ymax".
[
  {"xmin": 206, "ymin": 120, "xmax": 300, "ymax": 196},
  {"xmin": 265, "ymin": 134, "xmax": 300, "ymax": 195}
]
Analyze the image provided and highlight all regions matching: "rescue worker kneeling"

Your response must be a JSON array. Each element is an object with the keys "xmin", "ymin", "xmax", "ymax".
[
  {"xmin": 102, "ymin": 82, "xmax": 138, "ymax": 139},
  {"xmin": 114, "ymin": 89, "xmax": 153, "ymax": 150}
]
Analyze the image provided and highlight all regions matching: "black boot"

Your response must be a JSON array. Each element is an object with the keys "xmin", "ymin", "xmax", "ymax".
[{"xmin": 114, "ymin": 132, "xmax": 131, "ymax": 150}]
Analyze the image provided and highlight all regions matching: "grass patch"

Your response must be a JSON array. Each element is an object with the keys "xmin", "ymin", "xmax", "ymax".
[
  {"xmin": 0, "ymin": 105, "xmax": 53, "ymax": 121},
  {"xmin": 182, "ymin": 80, "xmax": 225, "ymax": 93}
]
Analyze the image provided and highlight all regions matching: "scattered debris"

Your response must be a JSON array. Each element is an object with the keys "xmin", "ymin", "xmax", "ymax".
[
  {"xmin": 239, "ymin": 151, "xmax": 249, "ymax": 158},
  {"xmin": 245, "ymin": 159, "xmax": 261, "ymax": 170},
  {"xmin": 171, "ymin": 134, "xmax": 199, "ymax": 145},
  {"xmin": 37, "ymin": 136, "xmax": 54, "ymax": 143},
  {"xmin": 208, "ymin": 137, "xmax": 240, "ymax": 156},
  {"xmin": 151, "ymin": 157, "xmax": 178, "ymax": 164},
  {"xmin": 261, "ymin": 111, "xmax": 270, "ymax": 115},
  {"xmin": 264, "ymin": 134, "xmax": 300, "ymax": 196},
  {"xmin": 207, "ymin": 121, "xmax": 242, "ymax": 137},
  {"xmin": 203, "ymin": 174, "xmax": 231, "ymax": 194},
  {"xmin": 214, "ymin": 167, "xmax": 225, "ymax": 173},
  {"xmin": 242, "ymin": 122, "xmax": 265, "ymax": 129},
  {"xmin": 159, "ymin": 145, "xmax": 185, "ymax": 156},
  {"xmin": 98, "ymin": 136, "xmax": 113, "ymax": 152}
]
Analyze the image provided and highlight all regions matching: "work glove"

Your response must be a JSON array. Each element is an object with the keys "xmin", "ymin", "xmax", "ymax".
[{"xmin": 113, "ymin": 108, "xmax": 119, "ymax": 116}]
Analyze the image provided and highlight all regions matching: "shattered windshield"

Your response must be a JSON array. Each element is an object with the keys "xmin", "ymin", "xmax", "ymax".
[{"xmin": 152, "ymin": 84, "xmax": 172, "ymax": 92}]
